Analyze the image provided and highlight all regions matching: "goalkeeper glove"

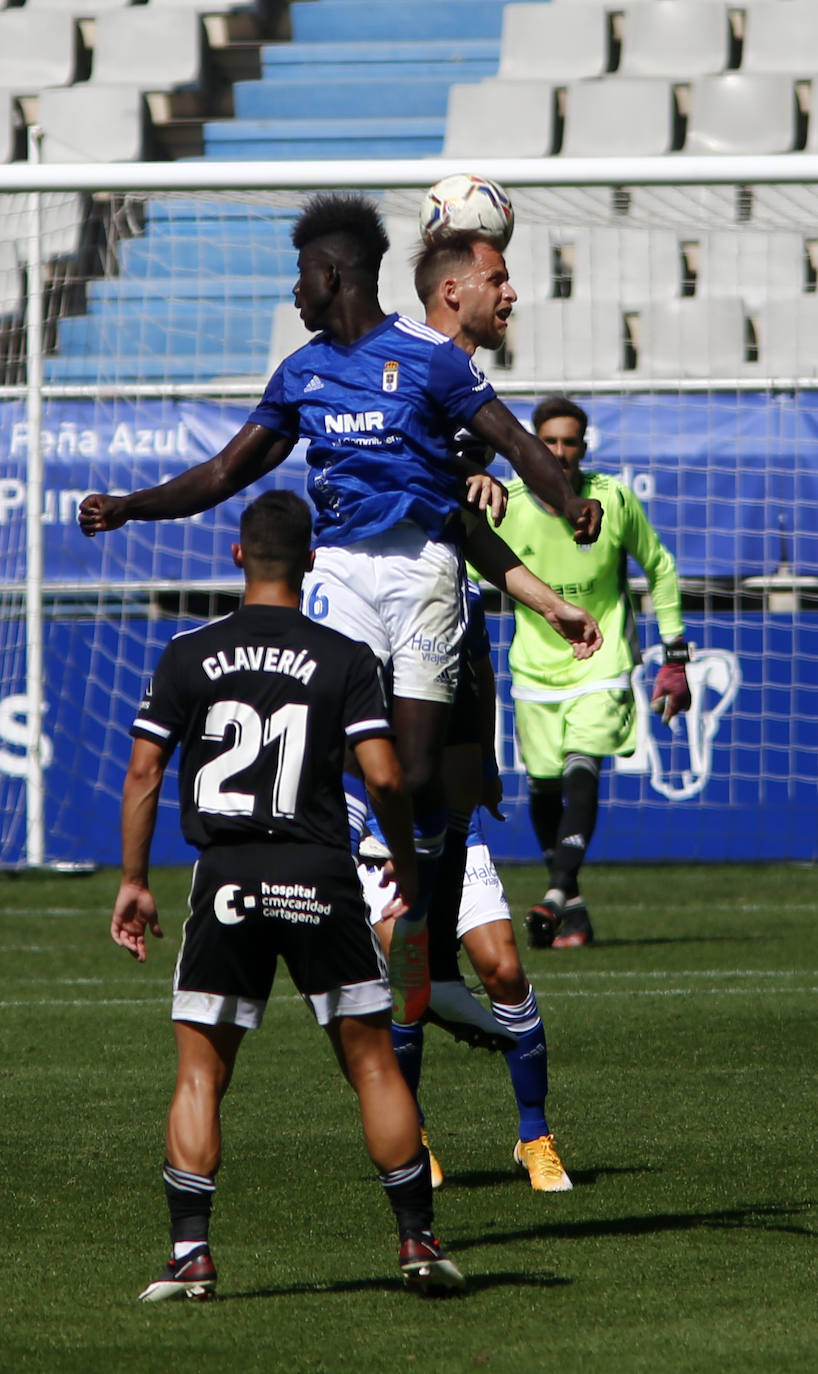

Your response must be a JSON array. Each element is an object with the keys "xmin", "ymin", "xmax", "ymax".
[{"xmin": 650, "ymin": 640, "xmax": 692, "ymax": 724}]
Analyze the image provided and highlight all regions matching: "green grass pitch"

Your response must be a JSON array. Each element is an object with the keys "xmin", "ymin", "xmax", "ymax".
[{"xmin": 1, "ymin": 863, "xmax": 815, "ymax": 1374}]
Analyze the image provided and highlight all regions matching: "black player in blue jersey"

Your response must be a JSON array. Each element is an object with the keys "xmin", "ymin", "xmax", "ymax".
[
  {"xmin": 113, "ymin": 490, "xmax": 464, "ymax": 1299},
  {"xmin": 79, "ymin": 192, "xmax": 602, "ymax": 1023}
]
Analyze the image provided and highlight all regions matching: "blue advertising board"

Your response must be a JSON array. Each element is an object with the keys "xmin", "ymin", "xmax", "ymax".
[
  {"xmin": 1, "ymin": 393, "xmax": 816, "ymax": 867},
  {"xmin": 0, "ymin": 611, "xmax": 815, "ymax": 868}
]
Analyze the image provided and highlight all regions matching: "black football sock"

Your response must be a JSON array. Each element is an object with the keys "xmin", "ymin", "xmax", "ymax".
[
  {"xmin": 549, "ymin": 754, "xmax": 601, "ymax": 897},
  {"xmin": 528, "ymin": 777, "xmax": 564, "ymax": 886},
  {"xmin": 427, "ymin": 811, "xmax": 469, "ymax": 982},
  {"xmin": 163, "ymin": 1160, "xmax": 215, "ymax": 1252},
  {"xmin": 378, "ymin": 1147, "xmax": 434, "ymax": 1241}
]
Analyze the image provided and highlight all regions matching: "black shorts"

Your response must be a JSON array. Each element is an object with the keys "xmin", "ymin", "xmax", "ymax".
[{"xmin": 172, "ymin": 841, "xmax": 391, "ymax": 1029}]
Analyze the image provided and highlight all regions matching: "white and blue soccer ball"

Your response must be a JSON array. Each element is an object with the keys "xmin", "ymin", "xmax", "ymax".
[{"xmin": 419, "ymin": 173, "xmax": 514, "ymax": 249}]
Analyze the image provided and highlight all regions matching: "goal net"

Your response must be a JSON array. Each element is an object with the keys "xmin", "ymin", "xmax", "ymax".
[{"xmin": 1, "ymin": 161, "xmax": 816, "ymax": 867}]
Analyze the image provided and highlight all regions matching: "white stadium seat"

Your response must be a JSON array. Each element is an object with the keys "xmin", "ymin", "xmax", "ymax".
[
  {"xmin": 748, "ymin": 299, "xmax": 818, "ymax": 379},
  {"xmin": 0, "ymin": 11, "xmax": 78, "ymax": 94},
  {"xmin": 630, "ymin": 298, "xmax": 749, "ymax": 378},
  {"xmin": 488, "ymin": 300, "xmax": 626, "ymax": 382},
  {"xmin": 0, "ymin": 88, "xmax": 19, "ymax": 164},
  {"xmin": 690, "ymin": 231, "xmax": 806, "ymax": 308},
  {"xmin": 380, "ymin": 215, "xmax": 423, "ymax": 306},
  {"xmin": 0, "ymin": 239, "xmax": 22, "ymax": 319},
  {"xmin": 741, "ymin": 2, "xmax": 818, "ymax": 77},
  {"xmin": 618, "ymin": 2, "xmax": 731, "ymax": 80},
  {"xmin": 39, "ymin": 85, "xmax": 146, "ymax": 161},
  {"xmin": 0, "ymin": 193, "xmax": 86, "ymax": 263},
  {"xmin": 498, "ymin": 2, "xmax": 610, "ymax": 81},
  {"xmin": 267, "ymin": 301, "xmax": 313, "ymax": 373},
  {"xmin": 560, "ymin": 78, "xmax": 676, "ymax": 156},
  {"xmin": 23, "ymin": 0, "xmax": 133, "ymax": 10},
  {"xmin": 683, "ymin": 75, "xmax": 799, "ymax": 155},
  {"xmin": 444, "ymin": 79, "xmax": 556, "ymax": 158},
  {"xmin": 91, "ymin": 8, "xmax": 203, "ymax": 90},
  {"xmin": 540, "ymin": 226, "xmax": 683, "ymax": 303}
]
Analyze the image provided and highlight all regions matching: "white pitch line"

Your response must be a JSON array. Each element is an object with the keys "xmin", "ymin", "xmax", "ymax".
[
  {"xmin": 536, "ymin": 969, "xmax": 810, "ymax": 980},
  {"xmin": 531, "ymin": 986, "xmax": 818, "ymax": 998},
  {"xmin": 0, "ymin": 908, "xmax": 112, "ymax": 918},
  {"xmin": 0, "ymin": 998, "xmax": 171, "ymax": 1008}
]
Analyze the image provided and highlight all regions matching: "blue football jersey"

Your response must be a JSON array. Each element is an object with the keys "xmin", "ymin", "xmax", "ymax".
[{"xmin": 248, "ymin": 313, "xmax": 496, "ymax": 547}]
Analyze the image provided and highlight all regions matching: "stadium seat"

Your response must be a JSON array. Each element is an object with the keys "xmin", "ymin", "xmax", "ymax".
[
  {"xmin": 560, "ymin": 78, "xmax": 676, "ymax": 156},
  {"xmin": 443, "ymin": 79, "xmax": 555, "ymax": 157},
  {"xmin": 617, "ymin": 1, "xmax": 731, "ymax": 79},
  {"xmin": 486, "ymin": 300, "xmax": 626, "ymax": 382},
  {"xmin": 748, "ymin": 299, "xmax": 818, "ymax": 378},
  {"xmin": 741, "ymin": 2, "xmax": 818, "ymax": 77},
  {"xmin": 380, "ymin": 215, "xmax": 424, "ymax": 305},
  {"xmin": 690, "ymin": 231, "xmax": 807, "ymax": 308},
  {"xmin": 0, "ymin": 239, "xmax": 22, "ymax": 320},
  {"xmin": 0, "ymin": 11, "xmax": 78, "ymax": 94},
  {"xmin": 91, "ymin": 9, "xmax": 203, "ymax": 92},
  {"xmin": 630, "ymin": 298, "xmax": 749, "ymax": 378},
  {"xmin": 0, "ymin": 89, "xmax": 19, "ymax": 164},
  {"xmin": 626, "ymin": 184, "xmax": 745, "ymax": 228},
  {"xmin": 24, "ymin": 0, "xmax": 131, "ymax": 9},
  {"xmin": 498, "ymin": 2, "xmax": 610, "ymax": 81},
  {"xmin": 39, "ymin": 86, "xmax": 147, "ymax": 161},
  {"xmin": 0, "ymin": 192, "xmax": 86, "ymax": 264},
  {"xmin": 518, "ymin": 226, "xmax": 683, "ymax": 303},
  {"xmin": 683, "ymin": 75, "xmax": 800, "ymax": 155}
]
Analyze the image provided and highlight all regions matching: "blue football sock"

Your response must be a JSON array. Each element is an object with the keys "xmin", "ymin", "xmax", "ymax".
[
  {"xmin": 490, "ymin": 986, "xmax": 550, "ymax": 1141},
  {"xmin": 391, "ymin": 1020, "xmax": 425, "ymax": 1118},
  {"xmin": 343, "ymin": 772, "xmax": 369, "ymax": 857}
]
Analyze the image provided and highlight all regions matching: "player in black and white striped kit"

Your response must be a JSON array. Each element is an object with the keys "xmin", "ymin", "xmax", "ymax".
[{"xmin": 111, "ymin": 489, "xmax": 464, "ymax": 1300}]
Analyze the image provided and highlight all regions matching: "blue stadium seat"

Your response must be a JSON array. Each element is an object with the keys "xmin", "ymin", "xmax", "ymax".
[{"xmin": 202, "ymin": 116, "xmax": 445, "ymax": 159}]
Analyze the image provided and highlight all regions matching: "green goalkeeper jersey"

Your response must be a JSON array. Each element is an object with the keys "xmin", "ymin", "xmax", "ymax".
[{"xmin": 500, "ymin": 472, "xmax": 684, "ymax": 696}]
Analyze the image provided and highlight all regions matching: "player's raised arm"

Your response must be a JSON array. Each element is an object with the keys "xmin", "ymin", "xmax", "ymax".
[
  {"xmin": 463, "ymin": 516, "xmax": 603, "ymax": 660},
  {"xmin": 467, "ymin": 399, "xmax": 603, "ymax": 544},
  {"xmin": 78, "ymin": 423, "xmax": 295, "ymax": 536}
]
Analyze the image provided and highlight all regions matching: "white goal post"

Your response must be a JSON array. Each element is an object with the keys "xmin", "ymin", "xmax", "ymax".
[{"xmin": 1, "ymin": 154, "xmax": 817, "ymax": 868}]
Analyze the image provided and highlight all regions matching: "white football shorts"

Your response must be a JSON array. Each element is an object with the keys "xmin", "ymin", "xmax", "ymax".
[
  {"xmin": 358, "ymin": 839, "xmax": 511, "ymax": 940},
  {"xmin": 301, "ymin": 522, "xmax": 466, "ymax": 703}
]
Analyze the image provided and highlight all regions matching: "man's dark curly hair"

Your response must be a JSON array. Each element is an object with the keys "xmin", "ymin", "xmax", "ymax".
[
  {"xmin": 532, "ymin": 394, "xmax": 589, "ymax": 440},
  {"xmin": 292, "ymin": 193, "xmax": 390, "ymax": 280}
]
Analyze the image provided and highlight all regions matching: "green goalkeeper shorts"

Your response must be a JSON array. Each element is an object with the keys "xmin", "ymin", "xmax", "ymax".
[{"xmin": 513, "ymin": 687, "xmax": 636, "ymax": 778}]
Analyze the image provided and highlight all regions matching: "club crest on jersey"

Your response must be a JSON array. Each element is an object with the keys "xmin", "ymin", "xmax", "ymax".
[{"xmin": 382, "ymin": 360, "xmax": 399, "ymax": 392}]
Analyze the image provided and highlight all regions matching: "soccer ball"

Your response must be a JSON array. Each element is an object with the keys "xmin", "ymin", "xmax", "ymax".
[{"xmin": 419, "ymin": 173, "xmax": 514, "ymax": 249}]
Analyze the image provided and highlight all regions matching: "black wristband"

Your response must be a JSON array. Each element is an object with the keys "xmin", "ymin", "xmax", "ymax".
[{"xmin": 664, "ymin": 639, "xmax": 690, "ymax": 664}]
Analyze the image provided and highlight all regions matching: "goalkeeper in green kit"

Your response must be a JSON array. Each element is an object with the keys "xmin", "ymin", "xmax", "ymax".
[{"xmin": 499, "ymin": 396, "xmax": 691, "ymax": 949}]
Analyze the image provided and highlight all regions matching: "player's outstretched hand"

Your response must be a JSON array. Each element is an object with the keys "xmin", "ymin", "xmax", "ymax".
[
  {"xmin": 567, "ymin": 495, "xmax": 603, "ymax": 544},
  {"xmin": 650, "ymin": 646, "xmax": 692, "ymax": 724},
  {"xmin": 545, "ymin": 602, "xmax": 603, "ymax": 659},
  {"xmin": 464, "ymin": 470, "xmax": 508, "ymax": 526},
  {"xmin": 111, "ymin": 881, "xmax": 163, "ymax": 963},
  {"xmin": 378, "ymin": 857, "xmax": 418, "ymax": 920},
  {"xmin": 78, "ymin": 493, "xmax": 128, "ymax": 537}
]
